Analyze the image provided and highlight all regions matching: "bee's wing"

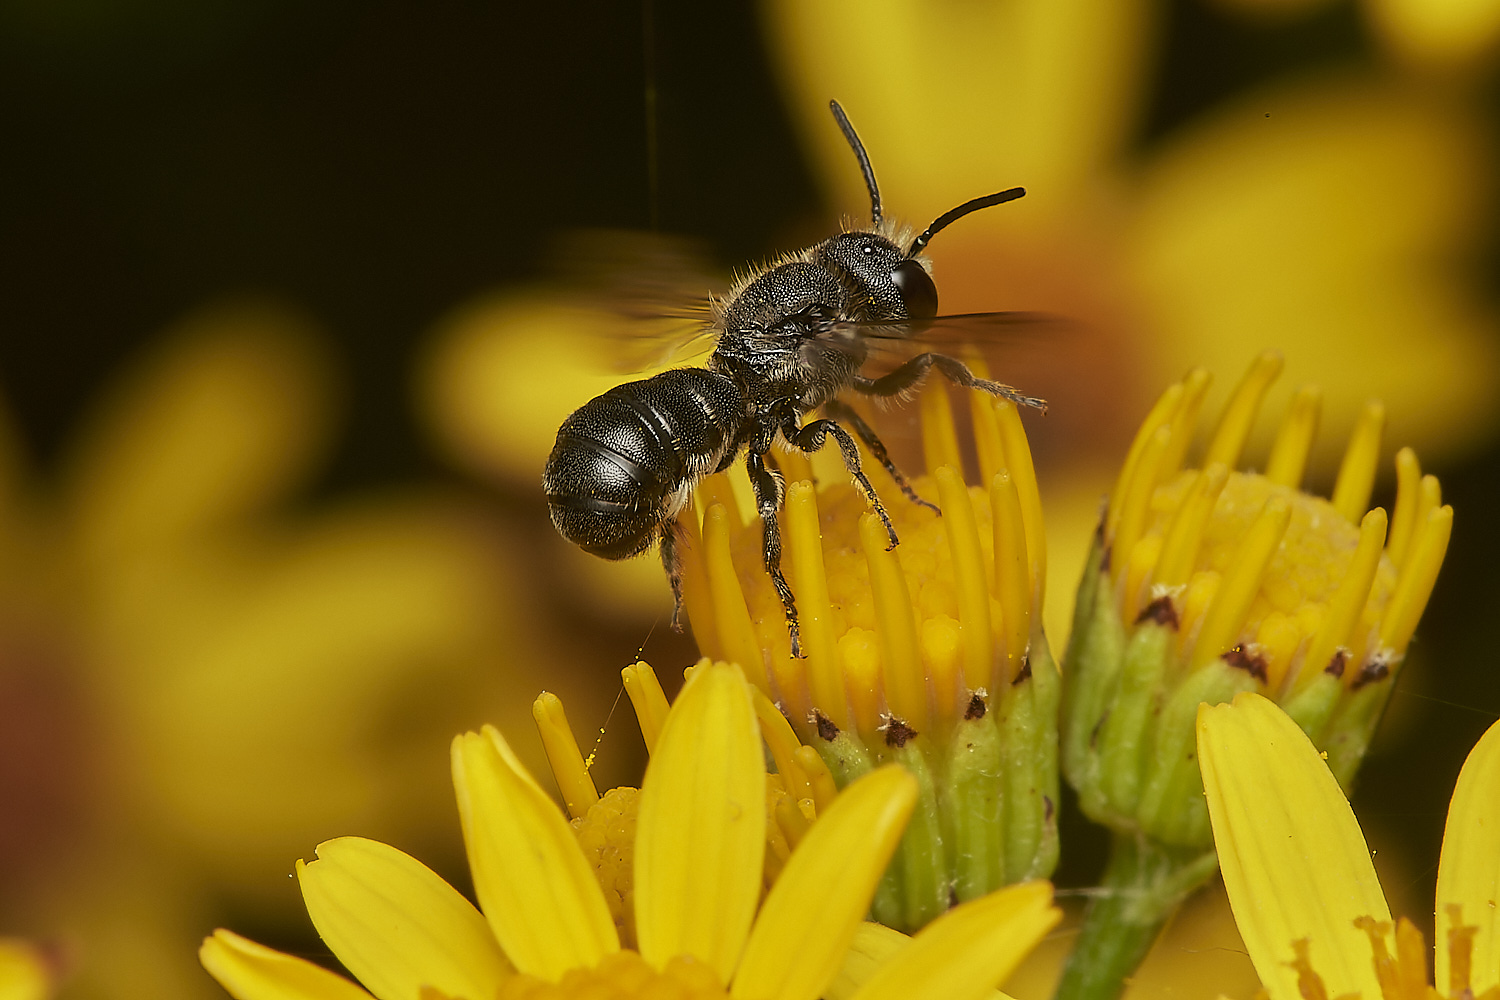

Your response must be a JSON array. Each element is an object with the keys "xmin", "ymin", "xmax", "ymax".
[
  {"xmin": 543, "ymin": 229, "xmax": 725, "ymax": 373},
  {"xmin": 830, "ymin": 311, "xmax": 1071, "ymax": 366}
]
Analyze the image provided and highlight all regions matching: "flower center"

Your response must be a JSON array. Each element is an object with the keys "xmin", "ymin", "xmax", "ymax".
[{"xmin": 495, "ymin": 950, "xmax": 727, "ymax": 1000}]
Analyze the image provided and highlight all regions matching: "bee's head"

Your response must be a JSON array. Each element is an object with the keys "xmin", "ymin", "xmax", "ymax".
[
  {"xmin": 828, "ymin": 99, "xmax": 1026, "ymax": 314},
  {"xmin": 815, "ymin": 231, "xmax": 938, "ymax": 321}
]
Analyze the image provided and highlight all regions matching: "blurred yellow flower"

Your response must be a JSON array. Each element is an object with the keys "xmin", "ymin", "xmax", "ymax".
[
  {"xmin": 202, "ymin": 661, "xmax": 1062, "ymax": 1000},
  {"xmin": 1199, "ymin": 692, "xmax": 1500, "ymax": 999},
  {"xmin": 0, "ymin": 301, "xmax": 543, "ymax": 1000},
  {"xmin": 762, "ymin": 0, "xmax": 1499, "ymax": 637}
]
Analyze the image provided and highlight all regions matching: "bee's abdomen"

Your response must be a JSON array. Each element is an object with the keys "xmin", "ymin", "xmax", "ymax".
[{"xmin": 543, "ymin": 369, "xmax": 744, "ymax": 560}]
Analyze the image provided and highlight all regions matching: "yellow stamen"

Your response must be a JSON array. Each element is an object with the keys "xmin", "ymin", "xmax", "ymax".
[
  {"xmin": 921, "ymin": 384, "xmax": 964, "ymax": 479},
  {"xmin": 1109, "ymin": 382, "xmax": 1184, "ymax": 540},
  {"xmin": 532, "ymin": 693, "xmax": 599, "ymax": 820},
  {"xmin": 996, "ymin": 399, "xmax": 1047, "ymax": 601},
  {"xmin": 1411, "ymin": 475, "xmax": 1443, "ymax": 568},
  {"xmin": 1160, "ymin": 368, "xmax": 1213, "ymax": 481},
  {"xmin": 971, "ymin": 383, "xmax": 1006, "ymax": 488},
  {"xmin": 936, "ymin": 466, "xmax": 993, "ymax": 694},
  {"xmin": 1378, "ymin": 505, "xmax": 1453, "ymax": 659},
  {"xmin": 1121, "ymin": 534, "xmax": 1162, "ymax": 626},
  {"xmin": 1254, "ymin": 611, "xmax": 1303, "ymax": 692},
  {"xmin": 1331, "ymin": 402, "xmax": 1386, "ymax": 524},
  {"xmin": 1385, "ymin": 448, "xmax": 1422, "ymax": 568},
  {"xmin": 1177, "ymin": 571, "xmax": 1221, "ymax": 656},
  {"xmin": 1203, "ymin": 351, "xmax": 1283, "ymax": 470},
  {"xmin": 1394, "ymin": 917, "xmax": 1428, "ymax": 1000},
  {"xmin": 774, "ymin": 792, "xmax": 812, "ymax": 850},
  {"xmin": 991, "ymin": 470, "xmax": 1030, "ymax": 683},
  {"xmin": 622, "ymin": 662, "xmax": 670, "ymax": 754},
  {"xmin": 1152, "ymin": 464, "xmax": 1230, "ymax": 590},
  {"xmin": 860, "ymin": 512, "xmax": 926, "ymax": 732},
  {"xmin": 841, "ymin": 630, "xmax": 884, "ymax": 744},
  {"xmin": 696, "ymin": 474, "xmax": 743, "ymax": 534},
  {"xmin": 678, "ymin": 512, "xmax": 719, "ymax": 655},
  {"xmin": 785, "ymin": 481, "xmax": 844, "ymax": 726},
  {"xmin": 702, "ymin": 503, "xmax": 771, "ymax": 695},
  {"xmin": 1444, "ymin": 903, "xmax": 1478, "ymax": 996},
  {"xmin": 1189, "ymin": 498, "xmax": 1292, "ymax": 670},
  {"xmin": 1265, "ymin": 385, "xmax": 1323, "ymax": 489},
  {"xmin": 752, "ymin": 685, "xmax": 813, "ymax": 804},
  {"xmin": 1111, "ymin": 425, "xmax": 1174, "ymax": 583},
  {"xmin": 793, "ymin": 745, "xmax": 838, "ymax": 813},
  {"xmin": 1297, "ymin": 509, "xmax": 1387, "ymax": 693},
  {"xmin": 778, "ymin": 448, "xmax": 814, "ymax": 488}
]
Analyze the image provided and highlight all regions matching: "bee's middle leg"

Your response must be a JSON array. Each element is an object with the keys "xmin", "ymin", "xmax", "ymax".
[
  {"xmin": 658, "ymin": 517, "xmax": 687, "ymax": 631},
  {"xmin": 783, "ymin": 413, "xmax": 899, "ymax": 551},
  {"xmin": 821, "ymin": 399, "xmax": 940, "ymax": 516},
  {"xmin": 853, "ymin": 353, "xmax": 1047, "ymax": 412},
  {"xmin": 745, "ymin": 449, "xmax": 803, "ymax": 659}
]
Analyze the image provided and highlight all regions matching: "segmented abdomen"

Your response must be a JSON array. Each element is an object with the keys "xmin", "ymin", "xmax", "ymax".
[{"xmin": 543, "ymin": 368, "xmax": 744, "ymax": 559}]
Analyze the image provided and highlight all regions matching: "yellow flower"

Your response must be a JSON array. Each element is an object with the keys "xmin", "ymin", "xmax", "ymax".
[
  {"xmin": 1198, "ymin": 691, "xmax": 1500, "ymax": 999},
  {"xmin": 0, "ymin": 302, "xmax": 539, "ymax": 999},
  {"xmin": 201, "ymin": 661, "xmax": 1060, "ymax": 1000},
  {"xmin": 1053, "ymin": 355, "xmax": 1451, "ymax": 1000},
  {"xmin": 678, "ymin": 382, "xmax": 1058, "ymax": 932}
]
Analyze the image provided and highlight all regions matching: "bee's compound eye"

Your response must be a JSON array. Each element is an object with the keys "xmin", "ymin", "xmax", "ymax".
[{"xmin": 891, "ymin": 259, "xmax": 938, "ymax": 320}]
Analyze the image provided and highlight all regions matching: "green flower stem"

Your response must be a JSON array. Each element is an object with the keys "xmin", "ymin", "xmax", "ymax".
[{"xmin": 1052, "ymin": 833, "xmax": 1219, "ymax": 1000}]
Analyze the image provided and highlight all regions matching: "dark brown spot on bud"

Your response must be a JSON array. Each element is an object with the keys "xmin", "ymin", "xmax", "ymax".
[
  {"xmin": 1135, "ymin": 595, "xmax": 1179, "ymax": 629},
  {"xmin": 813, "ymin": 710, "xmax": 840, "ymax": 742},
  {"xmin": 1100, "ymin": 544, "xmax": 1113, "ymax": 574},
  {"xmin": 965, "ymin": 694, "xmax": 987, "ymax": 720},
  {"xmin": 1324, "ymin": 649, "xmax": 1348, "ymax": 678},
  {"xmin": 1090, "ymin": 713, "xmax": 1107, "ymax": 749},
  {"xmin": 883, "ymin": 718, "xmax": 918, "ymax": 748},
  {"xmin": 1351, "ymin": 655, "xmax": 1391, "ymax": 691},
  {"xmin": 1012, "ymin": 657, "xmax": 1032, "ymax": 685},
  {"xmin": 1044, "ymin": 795, "xmax": 1054, "ymax": 822},
  {"xmin": 1222, "ymin": 645, "xmax": 1269, "ymax": 683}
]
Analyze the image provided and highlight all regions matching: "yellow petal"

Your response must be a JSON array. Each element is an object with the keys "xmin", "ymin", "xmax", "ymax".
[
  {"xmin": 1197, "ymin": 693, "xmax": 1390, "ymax": 1000},
  {"xmin": 64, "ymin": 301, "xmax": 332, "ymax": 567},
  {"xmin": 732, "ymin": 765, "xmax": 918, "ymax": 1000},
  {"xmin": 450, "ymin": 728, "xmax": 618, "ymax": 980},
  {"xmin": 296, "ymin": 837, "xmax": 512, "ymax": 1000},
  {"xmin": 848, "ymin": 881, "xmax": 1060, "ymax": 1000},
  {"xmin": 634, "ymin": 662, "xmax": 764, "ymax": 982},
  {"xmin": 1435, "ymin": 718, "xmax": 1500, "ymax": 993},
  {"xmin": 199, "ymin": 929, "xmax": 374, "ymax": 1000}
]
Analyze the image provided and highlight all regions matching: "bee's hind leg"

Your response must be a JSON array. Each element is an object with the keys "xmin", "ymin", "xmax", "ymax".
[
  {"xmin": 745, "ymin": 449, "xmax": 803, "ymax": 659},
  {"xmin": 822, "ymin": 399, "xmax": 940, "ymax": 517},
  {"xmin": 853, "ymin": 353, "xmax": 1047, "ymax": 413},
  {"xmin": 783, "ymin": 412, "xmax": 900, "ymax": 551},
  {"xmin": 659, "ymin": 518, "xmax": 687, "ymax": 631}
]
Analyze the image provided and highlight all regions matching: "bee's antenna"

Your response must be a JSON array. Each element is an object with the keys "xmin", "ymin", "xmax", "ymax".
[
  {"xmin": 829, "ymin": 100, "xmax": 882, "ymax": 228},
  {"xmin": 907, "ymin": 187, "xmax": 1025, "ymax": 257}
]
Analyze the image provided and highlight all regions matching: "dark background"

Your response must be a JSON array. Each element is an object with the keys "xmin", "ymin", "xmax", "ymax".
[{"xmin": 2, "ymin": 0, "xmax": 1496, "ymax": 969}]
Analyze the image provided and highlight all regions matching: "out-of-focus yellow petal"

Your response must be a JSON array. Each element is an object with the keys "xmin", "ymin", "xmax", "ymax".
[
  {"xmin": 634, "ymin": 661, "xmax": 764, "ymax": 983},
  {"xmin": 63, "ymin": 300, "xmax": 332, "ymax": 568},
  {"xmin": 1128, "ymin": 77, "xmax": 1499, "ymax": 465},
  {"xmin": 1198, "ymin": 693, "xmax": 1389, "ymax": 1000},
  {"xmin": 199, "ymin": 929, "xmax": 374, "ymax": 1000},
  {"xmin": 732, "ymin": 765, "xmax": 918, "ymax": 1000},
  {"xmin": 296, "ymin": 837, "xmax": 512, "ymax": 1000},
  {"xmin": 0, "ymin": 938, "xmax": 57, "ymax": 1000},
  {"xmin": 123, "ymin": 500, "xmax": 529, "ymax": 874},
  {"xmin": 847, "ymin": 881, "xmax": 1060, "ymax": 1000},
  {"xmin": 1367, "ymin": 0, "xmax": 1500, "ymax": 68},
  {"xmin": 762, "ymin": 0, "xmax": 1153, "ymax": 220},
  {"xmin": 1435, "ymin": 718, "xmax": 1500, "ymax": 992},
  {"xmin": 451, "ymin": 728, "xmax": 618, "ymax": 980}
]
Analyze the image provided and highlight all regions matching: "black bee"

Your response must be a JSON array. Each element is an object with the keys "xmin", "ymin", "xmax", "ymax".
[{"xmin": 544, "ymin": 100, "xmax": 1044, "ymax": 656}]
